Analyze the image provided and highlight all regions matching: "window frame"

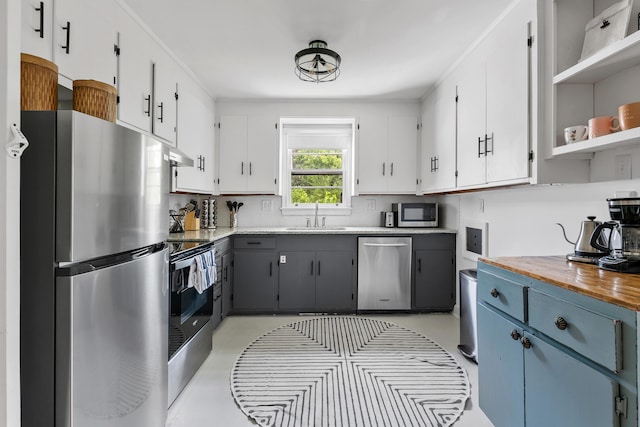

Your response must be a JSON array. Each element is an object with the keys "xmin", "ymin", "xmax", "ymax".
[{"xmin": 279, "ymin": 117, "xmax": 355, "ymax": 215}]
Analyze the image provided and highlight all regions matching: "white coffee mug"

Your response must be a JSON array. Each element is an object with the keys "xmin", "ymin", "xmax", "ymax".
[{"xmin": 564, "ymin": 125, "xmax": 588, "ymax": 144}]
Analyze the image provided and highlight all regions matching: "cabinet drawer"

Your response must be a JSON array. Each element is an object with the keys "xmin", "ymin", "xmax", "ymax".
[
  {"xmin": 478, "ymin": 269, "xmax": 527, "ymax": 322},
  {"xmin": 234, "ymin": 237, "xmax": 276, "ymax": 249},
  {"xmin": 528, "ymin": 289, "xmax": 622, "ymax": 373}
]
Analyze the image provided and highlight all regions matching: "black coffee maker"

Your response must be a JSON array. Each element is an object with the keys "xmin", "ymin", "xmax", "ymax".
[{"xmin": 590, "ymin": 197, "xmax": 640, "ymax": 273}]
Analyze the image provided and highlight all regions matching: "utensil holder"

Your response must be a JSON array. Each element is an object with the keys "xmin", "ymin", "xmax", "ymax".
[
  {"xmin": 184, "ymin": 211, "xmax": 200, "ymax": 231},
  {"xmin": 230, "ymin": 212, "xmax": 238, "ymax": 228}
]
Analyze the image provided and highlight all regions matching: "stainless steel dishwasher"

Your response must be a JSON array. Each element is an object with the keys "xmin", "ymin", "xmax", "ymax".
[{"xmin": 358, "ymin": 237, "xmax": 412, "ymax": 310}]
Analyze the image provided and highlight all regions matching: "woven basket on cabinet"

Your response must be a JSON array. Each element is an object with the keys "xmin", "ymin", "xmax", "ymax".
[
  {"xmin": 72, "ymin": 80, "xmax": 117, "ymax": 123},
  {"xmin": 20, "ymin": 53, "xmax": 58, "ymax": 111}
]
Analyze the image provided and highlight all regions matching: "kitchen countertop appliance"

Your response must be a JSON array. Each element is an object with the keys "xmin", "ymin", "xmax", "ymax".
[
  {"xmin": 20, "ymin": 111, "xmax": 170, "ymax": 427},
  {"xmin": 557, "ymin": 216, "xmax": 609, "ymax": 263},
  {"xmin": 591, "ymin": 197, "xmax": 640, "ymax": 273},
  {"xmin": 357, "ymin": 237, "xmax": 412, "ymax": 310}
]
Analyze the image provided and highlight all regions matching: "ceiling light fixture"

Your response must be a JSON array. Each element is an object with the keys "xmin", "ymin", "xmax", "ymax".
[{"xmin": 294, "ymin": 40, "xmax": 341, "ymax": 83}]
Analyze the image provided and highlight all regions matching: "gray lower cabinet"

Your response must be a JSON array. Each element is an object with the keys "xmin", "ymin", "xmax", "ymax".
[
  {"xmin": 478, "ymin": 261, "xmax": 636, "ymax": 427},
  {"xmin": 278, "ymin": 235, "xmax": 356, "ymax": 313},
  {"xmin": 412, "ymin": 234, "xmax": 455, "ymax": 311},
  {"xmin": 232, "ymin": 237, "xmax": 277, "ymax": 312}
]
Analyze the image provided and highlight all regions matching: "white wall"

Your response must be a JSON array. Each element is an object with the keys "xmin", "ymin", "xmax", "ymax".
[
  {"xmin": 1, "ymin": 0, "xmax": 22, "ymax": 425},
  {"xmin": 444, "ymin": 179, "xmax": 637, "ymax": 273},
  {"xmin": 169, "ymin": 194, "xmax": 436, "ymax": 228}
]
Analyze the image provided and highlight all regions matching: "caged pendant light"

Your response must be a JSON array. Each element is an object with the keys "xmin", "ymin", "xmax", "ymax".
[{"xmin": 294, "ymin": 40, "xmax": 341, "ymax": 83}]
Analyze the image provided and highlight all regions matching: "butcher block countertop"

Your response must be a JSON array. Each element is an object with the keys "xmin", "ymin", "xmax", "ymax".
[{"xmin": 481, "ymin": 256, "xmax": 640, "ymax": 311}]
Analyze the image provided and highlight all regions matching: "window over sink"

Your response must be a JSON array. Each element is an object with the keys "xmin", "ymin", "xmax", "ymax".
[{"xmin": 279, "ymin": 117, "xmax": 355, "ymax": 215}]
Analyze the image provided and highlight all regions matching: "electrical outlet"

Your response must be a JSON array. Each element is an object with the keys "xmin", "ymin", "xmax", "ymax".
[
  {"xmin": 366, "ymin": 199, "xmax": 376, "ymax": 211},
  {"xmin": 615, "ymin": 155, "xmax": 632, "ymax": 180},
  {"xmin": 466, "ymin": 227, "xmax": 483, "ymax": 255},
  {"xmin": 262, "ymin": 199, "xmax": 272, "ymax": 211},
  {"xmin": 280, "ymin": 255, "xmax": 287, "ymax": 264}
]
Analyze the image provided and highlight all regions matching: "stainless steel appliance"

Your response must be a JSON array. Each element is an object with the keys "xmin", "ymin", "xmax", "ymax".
[
  {"xmin": 458, "ymin": 269, "xmax": 478, "ymax": 363},
  {"xmin": 557, "ymin": 216, "xmax": 609, "ymax": 263},
  {"xmin": 392, "ymin": 202, "xmax": 438, "ymax": 227},
  {"xmin": 167, "ymin": 241, "xmax": 218, "ymax": 406},
  {"xmin": 381, "ymin": 211, "xmax": 395, "ymax": 227},
  {"xmin": 357, "ymin": 237, "xmax": 412, "ymax": 310},
  {"xmin": 20, "ymin": 111, "xmax": 170, "ymax": 427},
  {"xmin": 591, "ymin": 197, "xmax": 640, "ymax": 273}
]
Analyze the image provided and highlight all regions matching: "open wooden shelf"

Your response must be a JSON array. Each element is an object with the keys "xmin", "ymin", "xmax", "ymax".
[
  {"xmin": 552, "ymin": 126, "xmax": 640, "ymax": 156},
  {"xmin": 553, "ymin": 30, "xmax": 640, "ymax": 85}
]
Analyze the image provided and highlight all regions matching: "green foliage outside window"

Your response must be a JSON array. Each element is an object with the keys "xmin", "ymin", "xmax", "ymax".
[{"xmin": 291, "ymin": 149, "xmax": 344, "ymax": 204}]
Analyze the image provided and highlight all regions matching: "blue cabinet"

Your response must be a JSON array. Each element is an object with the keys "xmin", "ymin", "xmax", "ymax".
[{"xmin": 478, "ymin": 261, "xmax": 636, "ymax": 427}]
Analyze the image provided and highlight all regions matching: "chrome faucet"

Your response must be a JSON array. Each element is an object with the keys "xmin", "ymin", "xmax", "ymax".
[{"xmin": 314, "ymin": 201, "xmax": 319, "ymax": 228}]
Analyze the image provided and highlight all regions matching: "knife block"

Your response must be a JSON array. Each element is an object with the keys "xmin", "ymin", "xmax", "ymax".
[{"xmin": 184, "ymin": 211, "xmax": 200, "ymax": 231}]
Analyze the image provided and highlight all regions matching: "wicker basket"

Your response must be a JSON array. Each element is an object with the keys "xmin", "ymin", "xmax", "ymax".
[
  {"xmin": 20, "ymin": 53, "xmax": 58, "ymax": 111},
  {"xmin": 72, "ymin": 80, "xmax": 117, "ymax": 122}
]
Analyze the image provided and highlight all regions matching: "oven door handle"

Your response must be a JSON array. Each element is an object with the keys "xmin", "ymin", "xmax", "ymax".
[{"xmin": 171, "ymin": 258, "xmax": 195, "ymax": 270}]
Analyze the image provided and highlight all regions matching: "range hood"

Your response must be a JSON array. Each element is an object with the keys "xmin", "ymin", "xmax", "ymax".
[{"xmin": 168, "ymin": 146, "xmax": 194, "ymax": 167}]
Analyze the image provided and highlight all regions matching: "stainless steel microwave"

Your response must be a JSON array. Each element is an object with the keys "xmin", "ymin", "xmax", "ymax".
[{"xmin": 392, "ymin": 203, "xmax": 438, "ymax": 227}]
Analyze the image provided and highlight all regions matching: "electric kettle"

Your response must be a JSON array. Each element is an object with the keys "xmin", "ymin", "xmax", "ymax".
[{"xmin": 557, "ymin": 216, "xmax": 609, "ymax": 258}]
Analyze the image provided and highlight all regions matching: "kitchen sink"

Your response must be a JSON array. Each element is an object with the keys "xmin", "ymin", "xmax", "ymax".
[{"xmin": 285, "ymin": 226, "xmax": 347, "ymax": 231}]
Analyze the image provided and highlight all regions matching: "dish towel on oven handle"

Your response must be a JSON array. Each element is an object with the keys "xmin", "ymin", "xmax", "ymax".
[{"xmin": 188, "ymin": 249, "xmax": 217, "ymax": 294}]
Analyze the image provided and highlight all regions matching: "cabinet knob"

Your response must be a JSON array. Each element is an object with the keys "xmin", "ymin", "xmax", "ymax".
[
  {"xmin": 521, "ymin": 337, "xmax": 532, "ymax": 349},
  {"xmin": 554, "ymin": 316, "xmax": 568, "ymax": 330},
  {"xmin": 490, "ymin": 288, "xmax": 499, "ymax": 298},
  {"xmin": 510, "ymin": 329, "xmax": 521, "ymax": 341}
]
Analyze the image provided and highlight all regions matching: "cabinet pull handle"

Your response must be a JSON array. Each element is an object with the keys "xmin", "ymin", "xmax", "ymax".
[
  {"xmin": 269, "ymin": 262, "xmax": 273, "ymax": 276},
  {"xmin": 554, "ymin": 316, "xmax": 568, "ymax": 330},
  {"xmin": 521, "ymin": 337, "xmax": 532, "ymax": 349},
  {"xmin": 157, "ymin": 101, "xmax": 164, "ymax": 123},
  {"xmin": 144, "ymin": 95, "xmax": 151, "ymax": 117},
  {"xmin": 485, "ymin": 133, "xmax": 493, "ymax": 155},
  {"xmin": 418, "ymin": 258, "xmax": 422, "ymax": 273},
  {"xmin": 249, "ymin": 162, "xmax": 252, "ymax": 175},
  {"xmin": 224, "ymin": 266, "xmax": 228, "ymax": 281},
  {"xmin": 241, "ymin": 161, "xmax": 244, "ymax": 175},
  {"xmin": 490, "ymin": 288, "xmax": 499, "ymax": 298},
  {"xmin": 477, "ymin": 136, "xmax": 485, "ymax": 157},
  {"xmin": 510, "ymin": 329, "xmax": 521, "ymax": 340},
  {"xmin": 202, "ymin": 155, "xmax": 205, "ymax": 172},
  {"xmin": 429, "ymin": 157, "xmax": 434, "ymax": 172},
  {"xmin": 317, "ymin": 261, "xmax": 320, "ymax": 276},
  {"xmin": 435, "ymin": 157, "xmax": 439, "ymax": 171},
  {"xmin": 382, "ymin": 162, "xmax": 386, "ymax": 176},
  {"xmin": 35, "ymin": 2, "xmax": 44, "ymax": 38},
  {"xmin": 246, "ymin": 241, "xmax": 262, "ymax": 245},
  {"xmin": 61, "ymin": 21, "xmax": 71, "ymax": 54},
  {"xmin": 390, "ymin": 162, "xmax": 394, "ymax": 176},
  {"xmin": 310, "ymin": 261, "xmax": 314, "ymax": 275}
]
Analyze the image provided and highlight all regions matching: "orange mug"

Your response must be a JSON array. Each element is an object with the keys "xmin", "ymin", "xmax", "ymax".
[
  {"xmin": 619, "ymin": 102, "xmax": 640, "ymax": 131},
  {"xmin": 588, "ymin": 116, "xmax": 620, "ymax": 139}
]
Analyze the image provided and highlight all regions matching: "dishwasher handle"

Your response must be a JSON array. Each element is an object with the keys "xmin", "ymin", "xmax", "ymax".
[{"xmin": 363, "ymin": 243, "xmax": 409, "ymax": 247}]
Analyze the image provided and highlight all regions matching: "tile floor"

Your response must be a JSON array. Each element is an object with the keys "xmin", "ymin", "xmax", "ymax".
[{"xmin": 166, "ymin": 313, "xmax": 494, "ymax": 426}]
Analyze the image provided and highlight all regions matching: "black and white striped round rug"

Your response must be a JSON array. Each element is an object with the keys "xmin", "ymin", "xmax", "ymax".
[{"xmin": 231, "ymin": 316, "xmax": 470, "ymax": 427}]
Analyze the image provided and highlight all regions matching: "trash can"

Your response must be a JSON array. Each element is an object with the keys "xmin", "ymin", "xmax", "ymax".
[{"xmin": 458, "ymin": 269, "xmax": 478, "ymax": 363}]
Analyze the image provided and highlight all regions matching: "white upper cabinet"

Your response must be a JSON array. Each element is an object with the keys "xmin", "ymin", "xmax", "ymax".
[
  {"xmin": 116, "ymin": 8, "xmax": 177, "ymax": 146},
  {"xmin": 53, "ymin": 0, "xmax": 119, "ymax": 86},
  {"xmin": 116, "ymin": 8, "xmax": 153, "ymax": 133},
  {"xmin": 21, "ymin": 0, "xmax": 54, "ymax": 60},
  {"xmin": 358, "ymin": 114, "xmax": 418, "ymax": 194},
  {"xmin": 218, "ymin": 115, "xmax": 277, "ymax": 194},
  {"xmin": 420, "ymin": 77, "xmax": 457, "ymax": 193},
  {"xmin": 456, "ymin": 0, "xmax": 532, "ymax": 189},
  {"xmin": 172, "ymin": 80, "xmax": 216, "ymax": 194},
  {"xmin": 151, "ymin": 48, "xmax": 178, "ymax": 145}
]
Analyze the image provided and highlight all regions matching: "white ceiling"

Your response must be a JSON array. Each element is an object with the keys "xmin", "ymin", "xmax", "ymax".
[{"xmin": 121, "ymin": 0, "xmax": 515, "ymax": 100}]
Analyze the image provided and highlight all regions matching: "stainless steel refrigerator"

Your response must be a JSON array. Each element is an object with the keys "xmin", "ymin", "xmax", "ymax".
[{"xmin": 20, "ymin": 111, "xmax": 170, "ymax": 427}]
